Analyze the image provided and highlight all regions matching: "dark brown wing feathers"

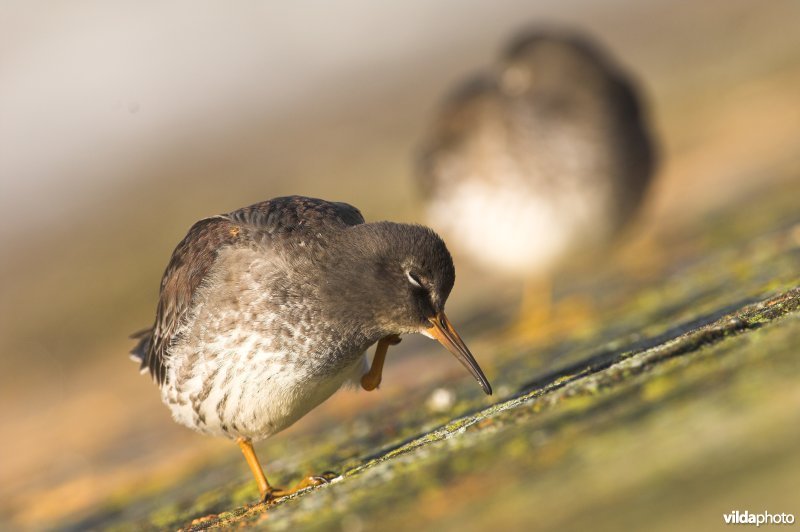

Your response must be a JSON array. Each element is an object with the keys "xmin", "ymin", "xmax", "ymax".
[{"xmin": 130, "ymin": 215, "xmax": 242, "ymax": 383}]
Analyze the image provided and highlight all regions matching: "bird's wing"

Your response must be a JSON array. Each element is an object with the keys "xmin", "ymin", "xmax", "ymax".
[
  {"xmin": 605, "ymin": 68, "xmax": 658, "ymax": 215},
  {"xmin": 131, "ymin": 196, "xmax": 364, "ymax": 384},
  {"xmin": 227, "ymin": 195, "xmax": 365, "ymax": 234},
  {"xmin": 131, "ymin": 215, "xmax": 243, "ymax": 384},
  {"xmin": 415, "ymin": 75, "xmax": 501, "ymax": 196}
]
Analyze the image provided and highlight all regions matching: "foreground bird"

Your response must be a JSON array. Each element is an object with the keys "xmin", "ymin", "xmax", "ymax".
[
  {"xmin": 131, "ymin": 196, "xmax": 492, "ymax": 500},
  {"xmin": 417, "ymin": 28, "xmax": 657, "ymax": 320}
]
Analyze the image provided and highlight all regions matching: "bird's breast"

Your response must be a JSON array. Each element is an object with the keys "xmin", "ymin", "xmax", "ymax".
[{"xmin": 162, "ymin": 326, "xmax": 366, "ymax": 440}]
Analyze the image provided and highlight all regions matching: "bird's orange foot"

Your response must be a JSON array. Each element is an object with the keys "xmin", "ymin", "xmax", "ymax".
[
  {"xmin": 262, "ymin": 472, "xmax": 338, "ymax": 502},
  {"xmin": 513, "ymin": 292, "xmax": 595, "ymax": 344}
]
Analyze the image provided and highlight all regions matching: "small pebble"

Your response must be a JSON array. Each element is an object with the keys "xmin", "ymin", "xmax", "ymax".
[{"xmin": 426, "ymin": 387, "xmax": 455, "ymax": 412}]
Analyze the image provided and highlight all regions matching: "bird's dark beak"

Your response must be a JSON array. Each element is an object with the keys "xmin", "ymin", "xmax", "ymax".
[{"xmin": 425, "ymin": 313, "xmax": 492, "ymax": 395}]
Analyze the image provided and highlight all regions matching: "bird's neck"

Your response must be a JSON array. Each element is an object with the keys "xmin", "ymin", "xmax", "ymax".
[{"xmin": 314, "ymin": 224, "xmax": 407, "ymax": 339}]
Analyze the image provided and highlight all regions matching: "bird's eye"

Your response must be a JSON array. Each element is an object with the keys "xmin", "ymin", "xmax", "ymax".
[{"xmin": 406, "ymin": 271, "xmax": 422, "ymax": 288}]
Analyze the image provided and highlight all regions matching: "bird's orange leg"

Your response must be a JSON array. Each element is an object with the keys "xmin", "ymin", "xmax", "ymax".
[
  {"xmin": 514, "ymin": 276, "xmax": 595, "ymax": 342},
  {"xmin": 237, "ymin": 438, "xmax": 332, "ymax": 502},
  {"xmin": 520, "ymin": 276, "xmax": 553, "ymax": 325},
  {"xmin": 361, "ymin": 334, "xmax": 401, "ymax": 391},
  {"xmin": 237, "ymin": 437, "xmax": 271, "ymax": 499}
]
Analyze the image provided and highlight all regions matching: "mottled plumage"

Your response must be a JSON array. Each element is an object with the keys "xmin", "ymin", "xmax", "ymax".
[
  {"xmin": 131, "ymin": 198, "xmax": 364, "ymax": 385},
  {"xmin": 131, "ymin": 195, "xmax": 490, "ymax": 499},
  {"xmin": 417, "ymin": 28, "xmax": 657, "ymax": 276}
]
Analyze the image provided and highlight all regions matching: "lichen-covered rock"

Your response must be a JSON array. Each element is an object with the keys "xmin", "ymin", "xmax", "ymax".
[{"xmin": 67, "ymin": 180, "xmax": 800, "ymax": 531}]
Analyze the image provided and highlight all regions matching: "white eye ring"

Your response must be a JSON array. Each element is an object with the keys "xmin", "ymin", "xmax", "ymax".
[{"xmin": 406, "ymin": 271, "xmax": 422, "ymax": 288}]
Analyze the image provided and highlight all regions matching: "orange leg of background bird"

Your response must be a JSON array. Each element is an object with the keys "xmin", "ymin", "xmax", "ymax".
[
  {"xmin": 515, "ymin": 276, "xmax": 595, "ymax": 342},
  {"xmin": 520, "ymin": 276, "xmax": 553, "ymax": 325},
  {"xmin": 361, "ymin": 334, "xmax": 401, "ymax": 391}
]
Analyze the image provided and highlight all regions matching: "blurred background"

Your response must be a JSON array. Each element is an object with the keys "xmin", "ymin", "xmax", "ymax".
[{"xmin": 1, "ymin": 0, "xmax": 799, "ymax": 529}]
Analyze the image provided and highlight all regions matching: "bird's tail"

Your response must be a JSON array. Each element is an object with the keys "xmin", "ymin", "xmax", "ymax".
[{"xmin": 129, "ymin": 328, "xmax": 152, "ymax": 374}]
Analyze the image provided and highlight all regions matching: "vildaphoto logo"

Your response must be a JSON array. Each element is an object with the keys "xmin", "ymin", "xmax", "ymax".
[{"xmin": 723, "ymin": 510, "xmax": 796, "ymax": 526}]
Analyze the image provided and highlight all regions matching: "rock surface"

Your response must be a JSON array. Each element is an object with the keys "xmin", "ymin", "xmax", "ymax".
[{"xmin": 61, "ymin": 178, "xmax": 800, "ymax": 531}]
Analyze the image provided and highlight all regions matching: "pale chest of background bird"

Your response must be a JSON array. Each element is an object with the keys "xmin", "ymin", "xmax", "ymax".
[{"xmin": 426, "ymin": 113, "xmax": 618, "ymax": 277}]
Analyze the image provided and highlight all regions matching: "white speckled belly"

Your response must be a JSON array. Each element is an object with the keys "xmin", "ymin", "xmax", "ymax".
[{"xmin": 162, "ymin": 331, "xmax": 367, "ymax": 441}]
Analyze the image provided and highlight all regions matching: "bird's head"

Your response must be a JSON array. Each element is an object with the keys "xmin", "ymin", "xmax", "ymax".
[
  {"xmin": 498, "ymin": 28, "xmax": 613, "ymax": 98},
  {"xmin": 334, "ymin": 222, "xmax": 492, "ymax": 395}
]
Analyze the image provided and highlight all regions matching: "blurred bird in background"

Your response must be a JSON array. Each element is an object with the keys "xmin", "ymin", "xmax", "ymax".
[{"xmin": 416, "ymin": 27, "xmax": 658, "ymax": 336}]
